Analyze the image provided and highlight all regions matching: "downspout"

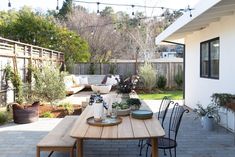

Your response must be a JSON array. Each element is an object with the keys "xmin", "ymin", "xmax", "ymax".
[{"xmin": 162, "ymin": 40, "xmax": 186, "ymax": 100}]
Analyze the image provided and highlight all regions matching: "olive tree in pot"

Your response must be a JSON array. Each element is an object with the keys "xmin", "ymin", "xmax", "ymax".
[
  {"xmin": 32, "ymin": 62, "xmax": 66, "ymax": 107},
  {"xmin": 193, "ymin": 103, "xmax": 220, "ymax": 131}
]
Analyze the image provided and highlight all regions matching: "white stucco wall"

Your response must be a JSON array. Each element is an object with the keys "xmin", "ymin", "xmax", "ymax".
[{"xmin": 184, "ymin": 13, "xmax": 235, "ymax": 109}]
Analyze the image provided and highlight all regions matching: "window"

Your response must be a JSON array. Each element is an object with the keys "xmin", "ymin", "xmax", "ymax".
[{"xmin": 200, "ymin": 37, "xmax": 219, "ymax": 79}]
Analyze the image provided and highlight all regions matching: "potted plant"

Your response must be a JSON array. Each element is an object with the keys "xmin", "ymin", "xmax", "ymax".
[
  {"xmin": 112, "ymin": 102, "xmax": 131, "ymax": 116},
  {"xmin": 4, "ymin": 64, "xmax": 39, "ymax": 124},
  {"xmin": 126, "ymin": 98, "xmax": 141, "ymax": 110},
  {"xmin": 32, "ymin": 62, "xmax": 66, "ymax": 106},
  {"xmin": 115, "ymin": 76, "xmax": 134, "ymax": 94},
  {"xmin": 193, "ymin": 103, "xmax": 220, "ymax": 131},
  {"xmin": 211, "ymin": 93, "xmax": 235, "ymax": 131}
]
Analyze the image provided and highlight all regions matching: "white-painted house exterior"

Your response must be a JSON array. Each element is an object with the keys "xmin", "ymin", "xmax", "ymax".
[{"xmin": 155, "ymin": 0, "xmax": 235, "ymax": 131}]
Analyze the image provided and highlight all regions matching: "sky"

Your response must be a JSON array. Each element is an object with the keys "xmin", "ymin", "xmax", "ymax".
[{"xmin": 0, "ymin": 0, "xmax": 200, "ymax": 16}]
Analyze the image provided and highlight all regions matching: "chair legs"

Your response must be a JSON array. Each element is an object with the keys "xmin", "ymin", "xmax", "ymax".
[
  {"xmin": 139, "ymin": 140, "xmax": 144, "ymax": 156},
  {"xmin": 174, "ymin": 148, "xmax": 176, "ymax": 157},
  {"xmin": 169, "ymin": 149, "xmax": 172, "ymax": 157},
  {"xmin": 146, "ymin": 145, "xmax": 149, "ymax": 157},
  {"xmin": 138, "ymin": 139, "xmax": 142, "ymax": 147}
]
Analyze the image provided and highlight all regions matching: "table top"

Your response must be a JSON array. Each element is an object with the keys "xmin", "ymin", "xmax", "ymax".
[{"xmin": 70, "ymin": 95, "xmax": 165, "ymax": 140}]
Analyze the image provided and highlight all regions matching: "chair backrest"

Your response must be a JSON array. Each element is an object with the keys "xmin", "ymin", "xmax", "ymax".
[
  {"xmin": 168, "ymin": 103, "xmax": 189, "ymax": 140},
  {"xmin": 157, "ymin": 96, "xmax": 173, "ymax": 127}
]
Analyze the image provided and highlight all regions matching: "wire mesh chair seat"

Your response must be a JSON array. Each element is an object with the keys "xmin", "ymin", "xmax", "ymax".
[
  {"xmin": 145, "ymin": 103, "xmax": 189, "ymax": 157},
  {"xmin": 139, "ymin": 96, "xmax": 173, "ymax": 156},
  {"xmin": 158, "ymin": 137, "xmax": 177, "ymax": 149}
]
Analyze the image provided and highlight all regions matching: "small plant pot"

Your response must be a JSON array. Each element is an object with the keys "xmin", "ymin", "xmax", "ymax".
[
  {"xmin": 117, "ymin": 108, "xmax": 131, "ymax": 116},
  {"xmin": 203, "ymin": 116, "xmax": 214, "ymax": 131}
]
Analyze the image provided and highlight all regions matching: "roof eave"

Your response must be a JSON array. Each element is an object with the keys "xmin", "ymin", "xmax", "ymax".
[{"xmin": 155, "ymin": 0, "xmax": 222, "ymax": 45}]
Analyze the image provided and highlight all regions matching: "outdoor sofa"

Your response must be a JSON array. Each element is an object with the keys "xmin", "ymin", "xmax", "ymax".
[{"xmin": 64, "ymin": 74, "xmax": 119, "ymax": 95}]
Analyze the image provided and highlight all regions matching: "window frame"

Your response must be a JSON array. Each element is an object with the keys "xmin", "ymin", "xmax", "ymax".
[{"xmin": 200, "ymin": 37, "xmax": 220, "ymax": 79}]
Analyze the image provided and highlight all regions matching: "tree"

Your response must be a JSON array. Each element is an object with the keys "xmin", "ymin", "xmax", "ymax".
[
  {"xmin": 57, "ymin": 0, "xmax": 73, "ymax": 20},
  {"xmin": 0, "ymin": 7, "xmax": 90, "ymax": 64},
  {"xmin": 66, "ymin": 8, "xmax": 126, "ymax": 62}
]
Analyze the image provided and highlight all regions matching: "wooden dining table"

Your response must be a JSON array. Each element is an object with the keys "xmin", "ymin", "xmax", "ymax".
[{"xmin": 70, "ymin": 94, "xmax": 165, "ymax": 157}]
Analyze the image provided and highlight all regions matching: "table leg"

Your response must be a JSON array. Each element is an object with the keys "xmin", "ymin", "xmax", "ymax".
[
  {"xmin": 77, "ymin": 139, "xmax": 83, "ymax": 157},
  {"xmin": 151, "ymin": 138, "xmax": 158, "ymax": 157}
]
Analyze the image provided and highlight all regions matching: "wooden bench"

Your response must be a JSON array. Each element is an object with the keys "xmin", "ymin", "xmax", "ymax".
[{"xmin": 37, "ymin": 116, "xmax": 77, "ymax": 157}]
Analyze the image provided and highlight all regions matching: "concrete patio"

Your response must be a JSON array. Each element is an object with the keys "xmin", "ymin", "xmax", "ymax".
[{"xmin": 0, "ymin": 100, "xmax": 234, "ymax": 157}]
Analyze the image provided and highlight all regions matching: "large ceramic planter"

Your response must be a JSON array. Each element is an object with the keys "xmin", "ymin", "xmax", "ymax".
[
  {"xmin": 12, "ymin": 102, "xmax": 40, "ymax": 124},
  {"xmin": 218, "ymin": 107, "xmax": 235, "ymax": 132}
]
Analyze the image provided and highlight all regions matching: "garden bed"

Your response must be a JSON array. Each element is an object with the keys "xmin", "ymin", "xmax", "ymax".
[{"xmin": 39, "ymin": 105, "xmax": 82, "ymax": 118}]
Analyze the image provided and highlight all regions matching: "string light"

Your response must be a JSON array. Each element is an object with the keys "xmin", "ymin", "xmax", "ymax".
[
  {"xmin": 56, "ymin": 0, "xmax": 59, "ymax": 10},
  {"xmin": 97, "ymin": 2, "xmax": 100, "ymax": 14},
  {"xmin": 131, "ymin": 5, "xmax": 135, "ymax": 16},
  {"xmin": 8, "ymin": 0, "xmax": 11, "ymax": 7}
]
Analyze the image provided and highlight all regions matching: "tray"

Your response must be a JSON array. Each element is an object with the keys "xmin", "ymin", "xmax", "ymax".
[
  {"xmin": 131, "ymin": 110, "xmax": 153, "ymax": 120},
  {"xmin": 87, "ymin": 116, "xmax": 122, "ymax": 126}
]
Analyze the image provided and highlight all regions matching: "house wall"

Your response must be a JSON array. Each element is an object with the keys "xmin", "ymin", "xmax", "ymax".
[{"xmin": 184, "ymin": 13, "xmax": 235, "ymax": 109}]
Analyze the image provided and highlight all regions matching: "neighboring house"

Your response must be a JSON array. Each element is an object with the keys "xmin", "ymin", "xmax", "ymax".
[
  {"xmin": 161, "ymin": 51, "xmax": 177, "ymax": 58},
  {"xmin": 155, "ymin": 0, "xmax": 235, "ymax": 130}
]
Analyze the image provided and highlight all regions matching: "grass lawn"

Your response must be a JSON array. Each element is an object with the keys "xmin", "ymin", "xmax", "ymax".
[{"xmin": 138, "ymin": 90, "xmax": 183, "ymax": 100}]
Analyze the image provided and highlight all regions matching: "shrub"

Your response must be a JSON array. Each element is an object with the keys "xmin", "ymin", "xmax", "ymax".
[
  {"xmin": 41, "ymin": 111, "xmax": 54, "ymax": 118},
  {"xmin": 59, "ymin": 102, "xmax": 74, "ymax": 114},
  {"xmin": 4, "ymin": 64, "xmax": 24, "ymax": 104},
  {"xmin": 174, "ymin": 70, "xmax": 183, "ymax": 89},
  {"xmin": 0, "ymin": 111, "xmax": 9, "ymax": 125},
  {"xmin": 157, "ymin": 75, "xmax": 167, "ymax": 89},
  {"xmin": 139, "ymin": 62, "xmax": 156, "ymax": 92},
  {"xmin": 89, "ymin": 63, "xmax": 96, "ymax": 74},
  {"xmin": 33, "ymin": 62, "xmax": 66, "ymax": 105},
  {"xmin": 109, "ymin": 63, "xmax": 117, "ymax": 74}
]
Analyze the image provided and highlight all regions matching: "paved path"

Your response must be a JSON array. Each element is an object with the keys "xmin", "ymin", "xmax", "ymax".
[{"xmin": 0, "ymin": 100, "xmax": 235, "ymax": 157}]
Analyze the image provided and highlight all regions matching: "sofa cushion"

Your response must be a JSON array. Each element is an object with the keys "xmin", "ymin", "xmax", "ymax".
[
  {"xmin": 79, "ymin": 76, "xmax": 88, "ymax": 85},
  {"xmin": 106, "ymin": 75, "xmax": 118, "ymax": 85}
]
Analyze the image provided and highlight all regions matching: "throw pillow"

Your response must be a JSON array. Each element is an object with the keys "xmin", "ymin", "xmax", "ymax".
[{"xmin": 79, "ymin": 77, "xmax": 88, "ymax": 85}]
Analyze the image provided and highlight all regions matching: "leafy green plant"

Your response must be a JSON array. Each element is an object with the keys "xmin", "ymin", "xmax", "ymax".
[
  {"xmin": 174, "ymin": 71, "xmax": 183, "ymax": 89},
  {"xmin": 41, "ymin": 111, "xmax": 54, "ymax": 118},
  {"xmin": 157, "ymin": 75, "xmax": 167, "ymax": 89},
  {"xmin": 109, "ymin": 63, "xmax": 117, "ymax": 74},
  {"xmin": 112, "ymin": 102, "xmax": 129, "ymax": 110},
  {"xmin": 211, "ymin": 93, "xmax": 235, "ymax": 107},
  {"xmin": 4, "ymin": 64, "xmax": 24, "ymax": 104},
  {"xmin": 139, "ymin": 62, "xmax": 156, "ymax": 92},
  {"xmin": 59, "ymin": 102, "xmax": 74, "ymax": 114},
  {"xmin": 0, "ymin": 111, "xmax": 9, "ymax": 125},
  {"xmin": 89, "ymin": 63, "xmax": 96, "ymax": 74},
  {"xmin": 33, "ymin": 62, "xmax": 66, "ymax": 106},
  {"xmin": 193, "ymin": 103, "xmax": 220, "ymax": 122},
  {"xmin": 126, "ymin": 98, "xmax": 141, "ymax": 109}
]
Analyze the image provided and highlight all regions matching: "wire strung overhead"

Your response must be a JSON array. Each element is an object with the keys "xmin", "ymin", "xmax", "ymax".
[
  {"xmin": 73, "ymin": 0, "xmax": 194, "ymax": 17},
  {"xmin": 74, "ymin": 0, "xmax": 173, "ymax": 10}
]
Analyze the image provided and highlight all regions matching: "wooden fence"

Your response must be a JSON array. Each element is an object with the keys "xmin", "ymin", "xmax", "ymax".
[
  {"xmin": 72, "ymin": 60, "xmax": 183, "ymax": 88},
  {"xmin": 0, "ymin": 37, "xmax": 64, "ymax": 107}
]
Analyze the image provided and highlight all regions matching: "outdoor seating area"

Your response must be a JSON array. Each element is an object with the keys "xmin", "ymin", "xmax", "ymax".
[
  {"xmin": 1, "ymin": 0, "xmax": 235, "ymax": 157},
  {"xmin": 0, "ymin": 99, "xmax": 235, "ymax": 157}
]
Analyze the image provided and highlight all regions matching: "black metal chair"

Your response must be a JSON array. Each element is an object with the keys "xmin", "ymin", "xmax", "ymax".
[
  {"xmin": 145, "ymin": 103, "xmax": 189, "ymax": 157},
  {"xmin": 139, "ymin": 96, "xmax": 173, "ymax": 156}
]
